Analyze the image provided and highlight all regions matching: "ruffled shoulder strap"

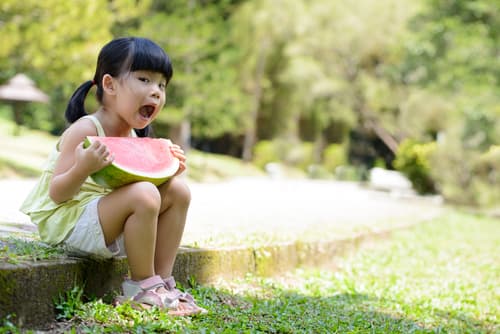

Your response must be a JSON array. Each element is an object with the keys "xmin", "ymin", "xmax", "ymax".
[{"xmin": 82, "ymin": 114, "xmax": 106, "ymax": 136}]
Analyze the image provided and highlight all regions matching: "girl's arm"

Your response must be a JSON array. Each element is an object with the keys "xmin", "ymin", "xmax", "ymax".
[{"xmin": 49, "ymin": 120, "xmax": 112, "ymax": 204}]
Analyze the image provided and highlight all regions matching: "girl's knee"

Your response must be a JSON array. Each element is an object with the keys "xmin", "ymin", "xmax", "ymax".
[
  {"xmin": 163, "ymin": 178, "xmax": 191, "ymax": 207},
  {"xmin": 128, "ymin": 181, "xmax": 162, "ymax": 212}
]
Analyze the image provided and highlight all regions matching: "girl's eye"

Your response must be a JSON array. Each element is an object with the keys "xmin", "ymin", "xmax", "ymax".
[
  {"xmin": 138, "ymin": 77, "xmax": 149, "ymax": 83},
  {"xmin": 159, "ymin": 82, "xmax": 166, "ymax": 90}
]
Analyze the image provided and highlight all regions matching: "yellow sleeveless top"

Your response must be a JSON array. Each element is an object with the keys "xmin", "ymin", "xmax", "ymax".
[{"xmin": 20, "ymin": 115, "xmax": 137, "ymax": 245}]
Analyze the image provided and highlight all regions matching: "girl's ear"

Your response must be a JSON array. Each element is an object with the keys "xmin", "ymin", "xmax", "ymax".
[{"xmin": 102, "ymin": 74, "xmax": 117, "ymax": 95}]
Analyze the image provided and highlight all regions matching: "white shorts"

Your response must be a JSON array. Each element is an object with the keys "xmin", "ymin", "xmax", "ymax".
[{"xmin": 64, "ymin": 198, "xmax": 126, "ymax": 259}]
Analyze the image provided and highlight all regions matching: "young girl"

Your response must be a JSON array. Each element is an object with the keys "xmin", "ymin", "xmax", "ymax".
[{"xmin": 20, "ymin": 37, "xmax": 206, "ymax": 316}]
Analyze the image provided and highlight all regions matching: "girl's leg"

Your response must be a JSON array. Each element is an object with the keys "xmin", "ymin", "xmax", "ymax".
[
  {"xmin": 97, "ymin": 181, "xmax": 162, "ymax": 281},
  {"xmin": 154, "ymin": 177, "xmax": 191, "ymax": 278}
]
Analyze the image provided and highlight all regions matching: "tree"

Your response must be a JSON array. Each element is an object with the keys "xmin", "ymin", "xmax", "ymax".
[
  {"xmin": 230, "ymin": 0, "xmax": 306, "ymax": 161},
  {"xmin": 273, "ymin": 0, "xmax": 419, "ymax": 164},
  {"xmin": 399, "ymin": 0, "xmax": 500, "ymax": 206},
  {"xmin": 0, "ymin": 0, "xmax": 150, "ymax": 132},
  {"xmin": 134, "ymin": 0, "xmax": 246, "ymax": 152}
]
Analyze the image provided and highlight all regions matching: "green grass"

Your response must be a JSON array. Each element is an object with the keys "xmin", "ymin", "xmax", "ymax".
[
  {"xmin": 0, "ymin": 118, "xmax": 267, "ymax": 181},
  {"xmin": 0, "ymin": 121, "xmax": 57, "ymax": 178},
  {"xmin": 0, "ymin": 236, "xmax": 66, "ymax": 264},
  {"xmin": 186, "ymin": 149, "xmax": 265, "ymax": 182},
  {"xmin": 4, "ymin": 211, "xmax": 496, "ymax": 333}
]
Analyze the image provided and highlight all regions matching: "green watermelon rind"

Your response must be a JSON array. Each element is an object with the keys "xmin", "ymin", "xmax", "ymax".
[{"xmin": 84, "ymin": 137, "xmax": 180, "ymax": 189}]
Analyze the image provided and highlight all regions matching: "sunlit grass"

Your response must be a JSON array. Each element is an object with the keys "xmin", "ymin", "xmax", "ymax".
[
  {"xmin": 0, "ymin": 236, "xmax": 66, "ymax": 264},
  {"xmin": 0, "ymin": 118, "xmax": 266, "ymax": 181},
  {"xmin": 15, "ymin": 211, "xmax": 497, "ymax": 333},
  {"xmin": 0, "ymin": 120, "xmax": 57, "ymax": 177},
  {"xmin": 186, "ymin": 149, "xmax": 265, "ymax": 182}
]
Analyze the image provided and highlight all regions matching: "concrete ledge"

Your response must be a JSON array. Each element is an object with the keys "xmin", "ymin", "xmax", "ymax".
[{"xmin": 0, "ymin": 227, "xmax": 398, "ymax": 330}]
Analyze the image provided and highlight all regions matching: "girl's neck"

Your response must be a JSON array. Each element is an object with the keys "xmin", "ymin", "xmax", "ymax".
[{"xmin": 94, "ymin": 108, "xmax": 133, "ymax": 137}]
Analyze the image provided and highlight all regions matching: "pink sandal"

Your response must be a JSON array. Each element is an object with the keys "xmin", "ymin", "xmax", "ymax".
[
  {"xmin": 164, "ymin": 276, "xmax": 208, "ymax": 315},
  {"xmin": 117, "ymin": 275, "xmax": 179, "ymax": 310},
  {"xmin": 115, "ymin": 275, "xmax": 207, "ymax": 316}
]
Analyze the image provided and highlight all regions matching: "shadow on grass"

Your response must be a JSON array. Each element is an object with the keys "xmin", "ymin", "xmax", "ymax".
[
  {"xmin": 188, "ymin": 287, "xmax": 496, "ymax": 334},
  {"xmin": 2, "ymin": 280, "xmax": 495, "ymax": 333}
]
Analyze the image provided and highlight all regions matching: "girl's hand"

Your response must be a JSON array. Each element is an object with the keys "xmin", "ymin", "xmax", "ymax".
[
  {"xmin": 75, "ymin": 140, "xmax": 114, "ymax": 175},
  {"xmin": 168, "ymin": 141, "xmax": 187, "ymax": 176}
]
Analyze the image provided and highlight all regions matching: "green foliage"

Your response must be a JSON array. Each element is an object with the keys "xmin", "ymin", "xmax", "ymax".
[
  {"xmin": 334, "ymin": 165, "xmax": 369, "ymax": 182},
  {"xmin": 55, "ymin": 286, "xmax": 85, "ymax": 320},
  {"xmin": 398, "ymin": 88, "xmax": 455, "ymax": 140},
  {"xmin": 252, "ymin": 140, "xmax": 279, "ymax": 170},
  {"xmin": 322, "ymin": 143, "xmax": 347, "ymax": 173},
  {"xmin": 0, "ymin": 237, "xmax": 66, "ymax": 264},
  {"xmin": 252, "ymin": 139, "xmax": 314, "ymax": 172},
  {"xmin": 468, "ymin": 145, "xmax": 500, "ymax": 206},
  {"xmin": 285, "ymin": 141, "xmax": 315, "ymax": 171},
  {"xmin": 0, "ymin": 0, "xmax": 497, "ymax": 202},
  {"xmin": 431, "ymin": 128, "xmax": 500, "ymax": 207},
  {"xmin": 394, "ymin": 139, "xmax": 437, "ymax": 194},
  {"xmin": 0, "ymin": 0, "xmax": 151, "ymax": 132},
  {"xmin": 0, "ymin": 315, "xmax": 21, "ymax": 334},
  {"xmin": 133, "ymin": 2, "xmax": 248, "ymax": 141}
]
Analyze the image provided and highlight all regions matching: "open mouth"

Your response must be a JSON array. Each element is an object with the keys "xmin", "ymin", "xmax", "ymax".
[{"xmin": 139, "ymin": 105, "xmax": 155, "ymax": 119}]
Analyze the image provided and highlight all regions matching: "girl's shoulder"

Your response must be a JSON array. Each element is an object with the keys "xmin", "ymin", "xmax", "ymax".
[{"xmin": 59, "ymin": 117, "xmax": 99, "ymax": 150}]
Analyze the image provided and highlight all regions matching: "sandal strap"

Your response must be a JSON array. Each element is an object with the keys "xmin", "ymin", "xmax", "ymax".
[
  {"xmin": 133, "ymin": 290, "xmax": 164, "ymax": 308},
  {"xmin": 163, "ymin": 276, "xmax": 197, "ymax": 304},
  {"xmin": 163, "ymin": 275, "xmax": 208, "ymax": 314},
  {"xmin": 138, "ymin": 275, "xmax": 165, "ymax": 290},
  {"xmin": 163, "ymin": 276, "xmax": 177, "ymax": 290},
  {"xmin": 123, "ymin": 275, "xmax": 180, "ymax": 309}
]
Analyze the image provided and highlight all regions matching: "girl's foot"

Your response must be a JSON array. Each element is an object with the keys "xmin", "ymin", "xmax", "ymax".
[
  {"xmin": 163, "ymin": 276, "xmax": 208, "ymax": 315},
  {"xmin": 115, "ymin": 275, "xmax": 206, "ymax": 316}
]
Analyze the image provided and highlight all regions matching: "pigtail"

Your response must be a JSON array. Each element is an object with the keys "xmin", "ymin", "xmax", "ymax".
[{"xmin": 65, "ymin": 80, "xmax": 94, "ymax": 123}]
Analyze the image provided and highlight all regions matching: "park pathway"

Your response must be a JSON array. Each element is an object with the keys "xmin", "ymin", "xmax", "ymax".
[{"xmin": 0, "ymin": 177, "xmax": 444, "ymax": 247}]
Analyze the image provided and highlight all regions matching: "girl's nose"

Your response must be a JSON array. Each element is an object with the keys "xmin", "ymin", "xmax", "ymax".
[{"xmin": 151, "ymin": 87, "xmax": 161, "ymax": 99}]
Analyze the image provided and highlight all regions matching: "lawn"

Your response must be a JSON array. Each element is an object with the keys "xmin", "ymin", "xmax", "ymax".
[
  {"xmin": 0, "ymin": 119, "xmax": 266, "ymax": 181},
  {"xmin": 4, "ymin": 211, "xmax": 496, "ymax": 333}
]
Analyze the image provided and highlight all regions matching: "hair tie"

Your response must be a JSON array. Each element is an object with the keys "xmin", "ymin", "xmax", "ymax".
[{"xmin": 91, "ymin": 79, "xmax": 96, "ymax": 85}]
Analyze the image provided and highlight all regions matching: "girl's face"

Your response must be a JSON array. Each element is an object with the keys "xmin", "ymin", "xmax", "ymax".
[{"xmin": 112, "ymin": 70, "xmax": 167, "ymax": 130}]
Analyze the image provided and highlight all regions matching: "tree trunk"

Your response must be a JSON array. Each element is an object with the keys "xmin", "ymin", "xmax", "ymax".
[
  {"xmin": 365, "ymin": 119, "xmax": 399, "ymax": 154},
  {"xmin": 242, "ymin": 43, "xmax": 267, "ymax": 162},
  {"xmin": 12, "ymin": 102, "xmax": 23, "ymax": 136},
  {"xmin": 179, "ymin": 119, "xmax": 191, "ymax": 152}
]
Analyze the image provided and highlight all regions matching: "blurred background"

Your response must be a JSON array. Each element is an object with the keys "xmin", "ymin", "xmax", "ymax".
[{"xmin": 0, "ymin": 0, "xmax": 498, "ymax": 208}]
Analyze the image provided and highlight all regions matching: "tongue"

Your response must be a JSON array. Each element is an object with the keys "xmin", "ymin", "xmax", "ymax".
[{"xmin": 139, "ymin": 105, "xmax": 154, "ymax": 118}]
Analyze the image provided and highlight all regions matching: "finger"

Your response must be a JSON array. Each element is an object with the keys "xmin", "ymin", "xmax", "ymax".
[
  {"xmin": 173, "ymin": 152, "xmax": 186, "ymax": 162},
  {"xmin": 90, "ymin": 140, "xmax": 102, "ymax": 149},
  {"xmin": 102, "ymin": 152, "xmax": 114, "ymax": 164},
  {"xmin": 175, "ymin": 162, "xmax": 187, "ymax": 176},
  {"xmin": 96, "ymin": 142, "xmax": 108, "ymax": 155},
  {"xmin": 170, "ymin": 146, "xmax": 184, "ymax": 155}
]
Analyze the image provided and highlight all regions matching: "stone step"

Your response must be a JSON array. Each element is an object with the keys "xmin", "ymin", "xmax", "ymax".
[{"xmin": 0, "ymin": 227, "xmax": 398, "ymax": 330}]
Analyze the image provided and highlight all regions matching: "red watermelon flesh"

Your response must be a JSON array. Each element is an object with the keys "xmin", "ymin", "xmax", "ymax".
[{"xmin": 84, "ymin": 136, "xmax": 180, "ymax": 188}]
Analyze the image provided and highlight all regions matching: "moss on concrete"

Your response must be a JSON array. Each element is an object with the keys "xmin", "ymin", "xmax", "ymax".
[
  {"xmin": 173, "ymin": 247, "xmax": 255, "ymax": 285},
  {"xmin": 0, "ymin": 225, "xmax": 408, "ymax": 330}
]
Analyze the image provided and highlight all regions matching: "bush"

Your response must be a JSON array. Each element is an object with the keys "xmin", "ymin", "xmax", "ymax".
[
  {"xmin": 394, "ymin": 139, "xmax": 437, "ymax": 194},
  {"xmin": 253, "ymin": 139, "xmax": 315, "ymax": 172},
  {"xmin": 470, "ymin": 145, "xmax": 500, "ymax": 206},
  {"xmin": 284, "ymin": 141, "xmax": 314, "ymax": 171},
  {"xmin": 322, "ymin": 144, "xmax": 347, "ymax": 173},
  {"xmin": 431, "ymin": 137, "xmax": 500, "ymax": 207},
  {"xmin": 253, "ymin": 140, "xmax": 279, "ymax": 170}
]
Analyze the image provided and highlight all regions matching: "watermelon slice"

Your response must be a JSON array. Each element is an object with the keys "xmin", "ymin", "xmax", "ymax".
[{"xmin": 84, "ymin": 136, "xmax": 180, "ymax": 188}]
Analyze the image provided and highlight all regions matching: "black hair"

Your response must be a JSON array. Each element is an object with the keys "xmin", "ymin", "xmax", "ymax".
[{"xmin": 65, "ymin": 37, "xmax": 173, "ymax": 137}]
